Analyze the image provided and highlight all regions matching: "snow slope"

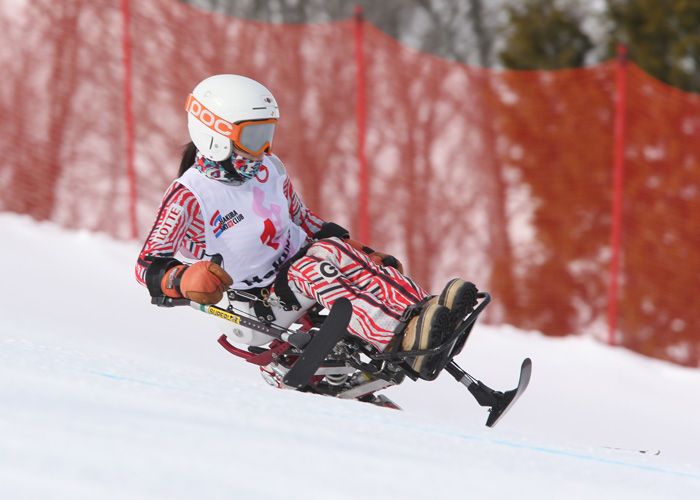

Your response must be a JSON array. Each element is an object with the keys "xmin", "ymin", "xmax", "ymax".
[{"xmin": 1, "ymin": 213, "xmax": 699, "ymax": 499}]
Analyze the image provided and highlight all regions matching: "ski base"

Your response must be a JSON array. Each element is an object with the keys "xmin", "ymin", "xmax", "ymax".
[{"xmin": 485, "ymin": 358, "xmax": 532, "ymax": 427}]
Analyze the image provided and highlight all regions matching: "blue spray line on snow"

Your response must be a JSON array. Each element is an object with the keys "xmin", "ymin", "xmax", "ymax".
[
  {"xmin": 86, "ymin": 370, "xmax": 219, "ymax": 397},
  {"xmin": 86, "ymin": 368, "xmax": 699, "ymax": 480},
  {"xmin": 463, "ymin": 434, "xmax": 699, "ymax": 479},
  {"xmin": 305, "ymin": 408, "xmax": 700, "ymax": 480}
]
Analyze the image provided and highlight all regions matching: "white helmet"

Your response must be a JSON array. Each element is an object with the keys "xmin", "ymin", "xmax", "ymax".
[{"xmin": 185, "ymin": 75, "xmax": 280, "ymax": 162}]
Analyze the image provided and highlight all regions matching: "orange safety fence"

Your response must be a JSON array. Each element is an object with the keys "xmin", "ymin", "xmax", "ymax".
[{"xmin": 1, "ymin": 0, "xmax": 700, "ymax": 366}]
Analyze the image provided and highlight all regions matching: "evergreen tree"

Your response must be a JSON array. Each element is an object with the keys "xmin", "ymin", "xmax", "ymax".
[
  {"xmin": 605, "ymin": 0, "xmax": 700, "ymax": 94},
  {"xmin": 499, "ymin": 0, "xmax": 593, "ymax": 70}
]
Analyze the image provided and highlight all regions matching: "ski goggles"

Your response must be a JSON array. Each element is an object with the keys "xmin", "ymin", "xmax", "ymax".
[{"xmin": 186, "ymin": 94, "xmax": 276, "ymax": 156}]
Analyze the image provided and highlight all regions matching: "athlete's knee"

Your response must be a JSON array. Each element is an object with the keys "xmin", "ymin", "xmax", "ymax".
[{"xmin": 306, "ymin": 237, "xmax": 342, "ymax": 260}]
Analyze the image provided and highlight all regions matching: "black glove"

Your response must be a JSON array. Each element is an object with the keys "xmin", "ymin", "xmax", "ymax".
[{"xmin": 314, "ymin": 222, "xmax": 350, "ymax": 240}]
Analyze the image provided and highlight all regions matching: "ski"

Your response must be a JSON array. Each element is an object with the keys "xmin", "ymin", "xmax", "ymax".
[
  {"xmin": 445, "ymin": 357, "xmax": 532, "ymax": 427},
  {"xmin": 485, "ymin": 358, "xmax": 532, "ymax": 427},
  {"xmin": 604, "ymin": 447, "xmax": 661, "ymax": 456},
  {"xmin": 282, "ymin": 297, "xmax": 352, "ymax": 390}
]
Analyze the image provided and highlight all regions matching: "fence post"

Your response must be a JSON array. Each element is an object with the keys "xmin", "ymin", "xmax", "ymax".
[
  {"xmin": 607, "ymin": 43, "xmax": 628, "ymax": 346},
  {"xmin": 121, "ymin": 0, "xmax": 138, "ymax": 239},
  {"xmin": 354, "ymin": 5, "xmax": 370, "ymax": 244}
]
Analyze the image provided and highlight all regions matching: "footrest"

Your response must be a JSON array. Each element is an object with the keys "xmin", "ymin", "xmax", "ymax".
[{"xmin": 370, "ymin": 293, "xmax": 492, "ymax": 380}]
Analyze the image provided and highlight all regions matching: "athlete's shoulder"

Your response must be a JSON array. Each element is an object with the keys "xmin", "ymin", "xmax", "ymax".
[
  {"xmin": 156, "ymin": 178, "xmax": 201, "ymax": 219},
  {"xmin": 265, "ymin": 153, "xmax": 287, "ymax": 177}
]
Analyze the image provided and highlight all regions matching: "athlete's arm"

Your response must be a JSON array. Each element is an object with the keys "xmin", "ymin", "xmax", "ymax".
[{"xmin": 135, "ymin": 182, "xmax": 206, "ymax": 289}]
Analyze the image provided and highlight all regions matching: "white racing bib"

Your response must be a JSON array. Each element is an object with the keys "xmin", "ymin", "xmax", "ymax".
[{"xmin": 178, "ymin": 155, "xmax": 308, "ymax": 289}]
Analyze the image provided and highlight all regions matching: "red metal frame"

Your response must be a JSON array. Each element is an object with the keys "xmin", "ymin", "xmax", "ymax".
[
  {"xmin": 354, "ymin": 6, "xmax": 370, "ymax": 244},
  {"xmin": 217, "ymin": 335, "xmax": 292, "ymax": 366},
  {"xmin": 121, "ymin": 0, "xmax": 138, "ymax": 239},
  {"xmin": 607, "ymin": 43, "xmax": 628, "ymax": 346}
]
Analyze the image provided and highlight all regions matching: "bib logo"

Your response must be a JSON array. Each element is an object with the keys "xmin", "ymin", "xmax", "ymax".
[
  {"xmin": 255, "ymin": 165, "xmax": 269, "ymax": 183},
  {"xmin": 253, "ymin": 186, "xmax": 283, "ymax": 250},
  {"xmin": 319, "ymin": 262, "xmax": 339, "ymax": 279},
  {"xmin": 211, "ymin": 209, "xmax": 244, "ymax": 238},
  {"xmin": 186, "ymin": 94, "xmax": 235, "ymax": 139}
]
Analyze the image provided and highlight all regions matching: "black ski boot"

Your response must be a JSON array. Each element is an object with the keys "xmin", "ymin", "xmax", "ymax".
[
  {"xmin": 438, "ymin": 279, "xmax": 479, "ymax": 332},
  {"xmin": 401, "ymin": 303, "xmax": 452, "ymax": 378}
]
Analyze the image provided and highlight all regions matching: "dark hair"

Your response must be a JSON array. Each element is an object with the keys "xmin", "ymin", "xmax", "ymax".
[{"xmin": 178, "ymin": 141, "xmax": 198, "ymax": 177}]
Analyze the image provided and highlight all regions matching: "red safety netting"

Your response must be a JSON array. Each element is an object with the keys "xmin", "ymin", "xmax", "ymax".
[{"xmin": 1, "ymin": 0, "xmax": 699, "ymax": 366}]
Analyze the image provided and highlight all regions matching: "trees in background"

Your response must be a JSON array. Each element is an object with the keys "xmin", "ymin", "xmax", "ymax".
[
  {"xmin": 605, "ymin": 0, "xmax": 700, "ymax": 93},
  {"xmin": 181, "ymin": 0, "xmax": 503, "ymax": 65}
]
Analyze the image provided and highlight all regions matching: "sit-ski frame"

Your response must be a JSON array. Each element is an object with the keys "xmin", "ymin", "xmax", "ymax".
[{"xmin": 158, "ymin": 290, "xmax": 531, "ymax": 427}]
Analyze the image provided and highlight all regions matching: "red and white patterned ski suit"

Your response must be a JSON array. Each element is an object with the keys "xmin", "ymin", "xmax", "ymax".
[
  {"xmin": 136, "ymin": 155, "xmax": 428, "ymax": 351},
  {"xmin": 288, "ymin": 237, "xmax": 428, "ymax": 349}
]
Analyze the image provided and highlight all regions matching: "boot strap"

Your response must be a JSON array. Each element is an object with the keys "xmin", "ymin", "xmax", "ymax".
[{"xmin": 389, "ymin": 296, "xmax": 435, "ymax": 353}]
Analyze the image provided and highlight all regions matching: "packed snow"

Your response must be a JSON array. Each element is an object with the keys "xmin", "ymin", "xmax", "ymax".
[{"xmin": 1, "ymin": 213, "xmax": 699, "ymax": 499}]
